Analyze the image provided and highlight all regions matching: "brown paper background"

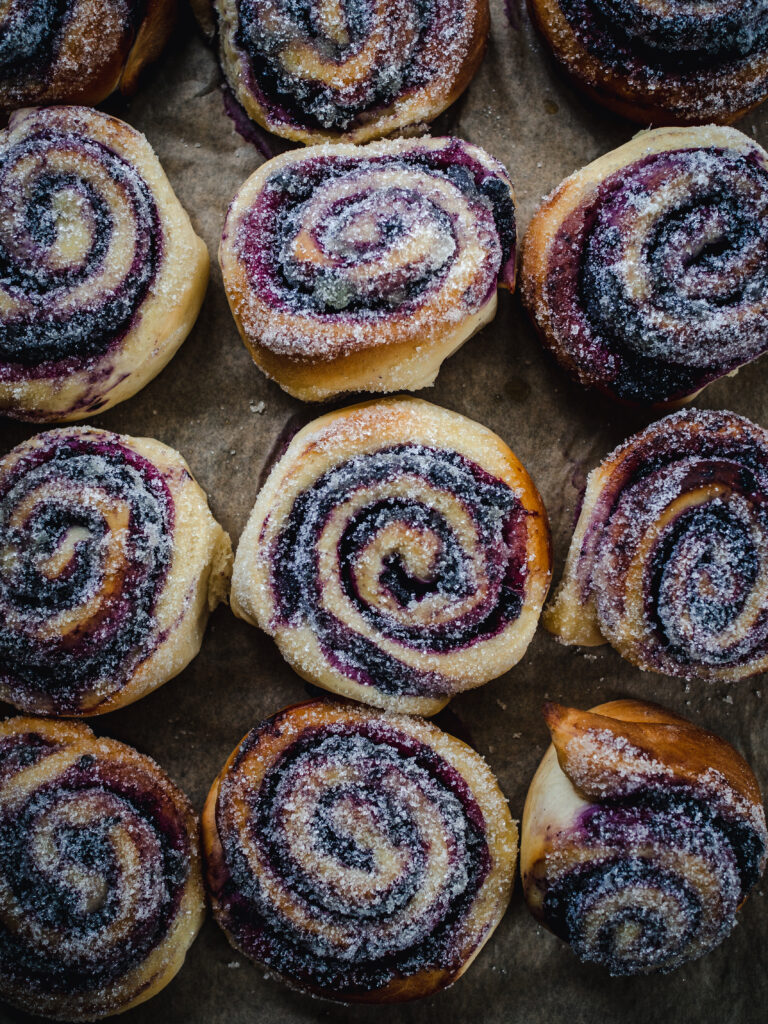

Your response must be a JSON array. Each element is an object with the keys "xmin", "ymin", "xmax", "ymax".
[{"xmin": 2, "ymin": 6, "xmax": 767, "ymax": 1022}]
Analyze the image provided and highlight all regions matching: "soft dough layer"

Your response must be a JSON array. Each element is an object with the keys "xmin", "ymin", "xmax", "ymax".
[
  {"xmin": 0, "ymin": 715, "xmax": 205, "ymax": 1020},
  {"xmin": 220, "ymin": 136, "xmax": 516, "ymax": 402},
  {"xmin": 0, "ymin": 0, "xmax": 176, "ymax": 113},
  {"xmin": 521, "ymin": 125, "xmax": 768, "ymax": 408},
  {"xmin": 545, "ymin": 407, "xmax": 768, "ymax": 681},
  {"xmin": 521, "ymin": 700, "xmax": 767, "ymax": 975},
  {"xmin": 0, "ymin": 105, "xmax": 209, "ymax": 422},
  {"xmin": 0, "ymin": 427, "xmax": 232, "ymax": 716},
  {"xmin": 527, "ymin": 0, "xmax": 768, "ymax": 123},
  {"xmin": 202, "ymin": 0, "xmax": 488, "ymax": 143},
  {"xmin": 203, "ymin": 699, "xmax": 517, "ymax": 1002},
  {"xmin": 231, "ymin": 396, "xmax": 551, "ymax": 715}
]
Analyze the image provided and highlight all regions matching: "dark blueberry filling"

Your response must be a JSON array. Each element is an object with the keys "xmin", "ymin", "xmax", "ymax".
[
  {"xmin": 0, "ymin": 434, "xmax": 174, "ymax": 712},
  {"xmin": 546, "ymin": 148, "xmax": 768, "ymax": 404},
  {"xmin": 269, "ymin": 444, "xmax": 527, "ymax": 697},
  {"xmin": 216, "ymin": 719, "xmax": 491, "ymax": 995},
  {"xmin": 0, "ymin": 131, "xmax": 162, "ymax": 370},
  {"xmin": 0, "ymin": 754, "xmax": 191, "ymax": 995},
  {"xmin": 558, "ymin": 0, "xmax": 768, "ymax": 73},
  {"xmin": 238, "ymin": 142, "xmax": 514, "ymax": 319},
  {"xmin": 233, "ymin": 0, "xmax": 438, "ymax": 133}
]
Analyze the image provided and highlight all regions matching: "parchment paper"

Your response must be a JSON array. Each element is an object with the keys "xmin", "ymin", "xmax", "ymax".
[{"xmin": 2, "ymin": 6, "xmax": 767, "ymax": 1023}]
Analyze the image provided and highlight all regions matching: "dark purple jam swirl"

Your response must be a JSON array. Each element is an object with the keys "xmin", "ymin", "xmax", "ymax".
[
  {"xmin": 0, "ymin": 722, "xmax": 195, "ymax": 1013},
  {"xmin": 557, "ymin": 0, "xmax": 768, "ymax": 74},
  {"xmin": 577, "ymin": 409, "xmax": 768, "ymax": 679},
  {"xmin": 0, "ymin": 111, "xmax": 162, "ymax": 379},
  {"xmin": 235, "ymin": 139, "xmax": 515, "ymax": 335},
  {"xmin": 227, "ymin": 0, "xmax": 484, "ymax": 135},
  {"xmin": 0, "ymin": 430, "xmax": 175, "ymax": 714},
  {"xmin": 539, "ymin": 784, "xmax": 766, "ymax": 974},
  {"xmin": 269, "ymin": 444, "xmax": 529, "ymax": 698},
  {"xmin": 544, "ymin": 146, "xmax": 768, "ymax": 405},
  {"xmin": 211, "ymin": 711, "xmax": 492, "ymax": 997}
]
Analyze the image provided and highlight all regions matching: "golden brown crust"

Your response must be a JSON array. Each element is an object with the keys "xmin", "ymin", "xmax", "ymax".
[
  {"xmin": 527, "ymin": 0, "xmax": 768, "ymax": 125},
  {"xmin": 202, "ymin": 700, "xmax": 517, "ymax": 1002},
  {"xmin": 231, "ymin": 397, "xmax": 551, "ymax": 716},
  {"xmin": 219, "ymin": 136, "xmax": 515, "ymax": 402},
  {"xmin": 0, "ymin": 0, "xmax": 177, "ymax": 114},
  {"xmin": 0, "ymin": 715, "xmax": 205, "ymax": 1020}
]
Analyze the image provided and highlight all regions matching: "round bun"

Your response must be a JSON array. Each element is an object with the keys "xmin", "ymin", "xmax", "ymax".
[
  {"xmin": 0, "ymin": 106, "xmax": 209, "ymax": 422},
  {"xmin": 205, "ymin": 0, "xmax": 489, "ymax": 144},
  {"xmin": 0, "ymin": 426, "xmax": 232, "ymax": 716},
  {"xmin": 231, "ymin": 396, "xmax": 551, "ymax": 715},
  {"xmin": 521, "ymin": 699, "xmax": 767, "ymax": 975},
  {"xmin": 527, "ymin": 0, "xmax": 768, "ymax": 124},
  {"xmin": 0, "ymin": 0, "xmax": 176, "ymax": 113},
  {"xmin": 220, "ymin": 136, "xmax": 516, "ymax": 401},
  {"xmin": 203, "ymin": 699, "xmax": 517, "ymax": 1002},
  {"xmin": 521, "ymin": 125, "xmax": 768, "ymax": 407},
  {"xmin": 545, "ymin": 407, "xmax": 768, "ymax": 681},
  {"xmin": 0, "ymin": 715, "xmax": 205, "ymax": 1020}
]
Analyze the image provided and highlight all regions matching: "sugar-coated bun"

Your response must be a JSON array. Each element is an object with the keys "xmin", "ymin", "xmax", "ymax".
[
  {"xmin": 0, "ymin": 715, "xmax": 205, "ymax": 1020},
  {"xmin": 0, "ymin": 106, "xmax": 209, "ymax": 422},
  {"xmin": 200, "ymin": 0, "xmax": 489, "ymax": 143},
  {"xmin": 231, "ymin": 396, "xmax": 551, "ymax": 715},
  {"xmin": 0, "ymin": 0, "xmax": 177, "ymax": 113},
  {"xmin": 220, "ymin": 136, "xmax": 516, "ymax": 402},
  {"xmin": 521, "ymin": 125, "xmax": 768, "ymax": 408},
  {"xmin": 521, "ymin": 699, "xmax": 767, "ymax": 975},
  {"xmin": 545, "ymin": 407, "xmax": 768, "ymax": 681},
  {"xmin": 0, "ymin": 427, "xmax": 232, "ymax": 716},
  {"xmin": 203, "ymin": 699, "xmax": 517, "ymax": 1002},
  {"xmin": 527, "ymin": 0, "xmax": 768, "ymax": 124}
]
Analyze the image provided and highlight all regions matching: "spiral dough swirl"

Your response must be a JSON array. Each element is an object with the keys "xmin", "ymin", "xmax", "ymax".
[
  {"xmin": 231, "ymin": 398, "xmax": 551, "ymax": 715},
  {"xmin": 0, "ymin": 0, "xmax": 176, "ymax": 112},
  {"xmin": 545, "ymin": 407, "xmax": 768, "ymax": 681},
  {"xmin": 211, "ymin": 0, "xmax": 489, "ymax": 143},
  {"xmin": 203, "ymin": 700, "xmax": 517, "ymax": 1001},
  {"xmin": 0, "ymin": 427, "xmax": 232, "ymax": 716},
  {"xmin": 0, "ymin": 716, "xmax": 204, "ymax": 1021},
  {"xmin": 0, "ymin": 106, "xmax": 209, "ymax": 422},
  {"xmin": 521, "ymin": 701, "xmax": 767, "ymax": 975},
  {"xmin": 221, "ymin": 136, "xmax": 516, "ymax": 401},
  {"xmin": 521, "ymin": 127, "xmax": 768, "ymax": 407},
  {"xmin": 527, "ymin": 0, "xmax": 768, "ymax": 122}
]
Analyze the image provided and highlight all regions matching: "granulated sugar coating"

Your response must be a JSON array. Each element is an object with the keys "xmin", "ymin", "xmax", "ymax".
[
  {"xmin": 219, "ymin": 136, "xmax": 516, "ymax": 401},
  {"xmin": 207, "ymin": 0, "xmax": 490, "ymax": 142},
  {"xmin": 0, "ymin": 105, "xmax": 209, "ymax": 423},
  {"xmin": 521, "ymin": 128, "xmax": 768, "ymax": 406},
  {"xmin": 525, "ymin": 0, "xmax": 768, "ymax": 122},
  {"xmin": 0, "ymin": 426, "xmax": 232, "ymax": 717},
  {"xmin": 230, "ymin": 397, "xmax": 551, "ymax": 716},
  {"xmin": 0, "ymin": 716, "xmax": 205, "ymax": 1022},
  {"xmin": 203, "ymin": 700, "xmax": 517, "ymax": 1002},
  {"xmin": 544, "ymin": 407, "xmax": 768, "ymax": 682},
  {"xmin": 522, "ymin": 701, "xmax": 768, "ymax": 977},
  {"xmin": 0, "ymin": 0, "xmax": 175, "ymax": 112}
]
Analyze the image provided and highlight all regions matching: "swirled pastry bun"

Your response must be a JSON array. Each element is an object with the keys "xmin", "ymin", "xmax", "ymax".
[
  {"xmin": 203, "ymin": 699, "xmax": 517, "ymax": 1002},
  {"xmin": 521, "ymin": 126, "xmax": 768, "ymax": 408},
  {"xmin": 0, "ymin": 0, "xmax": 176, "ymax": 114},
  {"xmin": 220, "ymin": 136, "xmax": 516, "ymax": 402},
  {"xmin": 202, "ymin": 0, "xmax": 489, "ymax": 144},
  {"xmin": 527, "ymin": 0, "xmax": 768, "ymax": 124},
  {"xmin": 545, "ymin": 408, "xmax": 768, "ymax": 681},
  {"xmin": 232, "ymin": 397, "xmax": 551, "ymax": 716},
  {"xmin": 521, "ymin": 700, "xmax": 767, "ymax": 975},
  {"xmin": 0, "ymin": 715, "xmax": 205, "ymax": 1020},
  {"xmin": 0, "ymin": 106, "xmax": 209, "ymax": 422},
  {"xmin": 0, "ymin": 427, "xmax": 232, "ymax": 716}
]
